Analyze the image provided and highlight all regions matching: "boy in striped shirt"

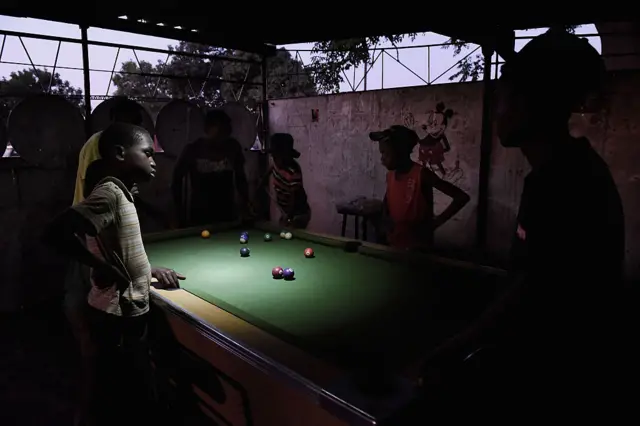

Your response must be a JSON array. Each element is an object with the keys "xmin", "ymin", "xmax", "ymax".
[
  {"xmin": 258, "ymin": 133, "xmax": 311, "ymax": 228},
  {"xmin": 44, "ymin": 123, "xmax": 183, "ymax": 426}
]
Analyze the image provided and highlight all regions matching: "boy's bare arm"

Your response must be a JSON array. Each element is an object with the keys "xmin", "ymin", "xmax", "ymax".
[
  {"xmin": 376, "ymin": 194, "xmax": 391, "ymax": 244},
  {"xmin": 43, "ymin": 186, "xmax": 129, "ymax": 287},
  {"xmin": 231, "ymin": 141, "xmax": 250, "ymax": 203},
  {"xmin": 426, "ymin": 274, "xmax": 526, "ymax": 367},
  {"xmin": 44, "ymin": 209, "xmax": 110, "ymax": 271},
  {"xmin": 423, "ymin": 168, "xmax": 470, "ymax": 228}
]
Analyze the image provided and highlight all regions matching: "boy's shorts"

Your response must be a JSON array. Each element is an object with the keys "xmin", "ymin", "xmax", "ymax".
[
  {"xmin": 86, "ymin": 307, "xmax": 154, "ymax": 426},
  {"xmin": 63, "ymin": 260, "xmax": 93, "ymax": 358}
]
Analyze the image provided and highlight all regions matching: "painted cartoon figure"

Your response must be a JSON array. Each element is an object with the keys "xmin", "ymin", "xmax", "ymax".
[{"xmin": 419, "ymin": 102, "xmax": 454, "ymax": 176}]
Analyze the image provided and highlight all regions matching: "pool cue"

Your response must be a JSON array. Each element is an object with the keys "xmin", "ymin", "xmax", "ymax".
[{"xmin": 181, "ymin": 174, "xmax": 191, "ymax": 225}]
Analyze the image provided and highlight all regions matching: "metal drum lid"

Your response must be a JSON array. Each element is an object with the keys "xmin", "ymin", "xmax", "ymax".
[
  {"xmin": 0, "ymin": 121, "xmax": 7, "ymax": 157},
  {"xmin": 155, "ymin": 99, "xmax": 204, "ymax": 158},
  {"xmin": 221, "ymin": 101, "xmax": 257, "ymax": 150},
  {"xmin": 7, "ymin": 95, "xmax": 85, "ymax": 167},
  {"xmin": 90, "ymin": 97, "xmax": 155, "ymax": 136}
]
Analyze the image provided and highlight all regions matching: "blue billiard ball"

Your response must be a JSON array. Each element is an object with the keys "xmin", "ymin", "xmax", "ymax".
[
  {"xmin": 240, "ymin": 247, "xmax": 250, "ymax": 257},
  {"xmin": 282, "ymin": 267, "xmax": 294, "ymax": 280}
]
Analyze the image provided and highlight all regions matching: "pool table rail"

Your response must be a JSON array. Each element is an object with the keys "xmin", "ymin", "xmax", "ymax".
[
  {"xmin": 150, "ymin": 288, "xmax": 381, "ymax": 426},
  {"xmin": 144, "ymin": 220, "xmax": 242, "ymax": 244},
  {"xmin": 358, "ymin": 241, "xmax": 508, "ymax": 278}
]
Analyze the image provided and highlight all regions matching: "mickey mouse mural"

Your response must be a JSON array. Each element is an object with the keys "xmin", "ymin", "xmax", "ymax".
[{"xmin": 418, "ymin": 102, "xmax": 454, "ymax": 176}]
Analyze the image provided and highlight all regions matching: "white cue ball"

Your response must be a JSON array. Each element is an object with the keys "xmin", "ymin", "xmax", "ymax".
[{"xmin": 285, "ymin": 232, "xmax": 292, "ymax": 240}]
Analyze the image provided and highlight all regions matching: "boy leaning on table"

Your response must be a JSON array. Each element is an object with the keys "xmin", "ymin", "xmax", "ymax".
[{"xmin": 44, "ymin": 122, "xmax": 184, "ymax": 426}]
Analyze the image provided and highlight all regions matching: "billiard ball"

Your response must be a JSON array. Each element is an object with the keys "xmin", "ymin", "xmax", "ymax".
[
  {"xmin": 284, "ymin": 232, "xmax": 292, "ymax": 240},
  {"xmin": 201, "ymin": 230, "xmax": 210, "ymax": 238},
  {"xmin": 272, "ymin": 266, "xmax": 283, "ymax": 279},
  {"xmin": 304, "ymin": 248, "xmax": 314, "ymax": 258},
  {"xmin": 264, "ymin": 233, "xmax": 272, "ymax": 242},
  {"xmin": 240, "ymin": 247, "xmax": 250, "ymax": 257},
  {"xmin": 279, "ymin": 231, "xmax": 286, "ymax": 238},
  {"xmin": 283, "ymin": 267, "xmax": 294, "ymax": 280},
  {"xmin": 240, "ymin": 237, "xmax": 248, "ymax": 244}
]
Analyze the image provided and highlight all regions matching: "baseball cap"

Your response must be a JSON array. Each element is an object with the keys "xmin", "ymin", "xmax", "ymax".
[
  {"xmin": 369, "ymin": 125, "xmax": 419, "ymax": 150},
  {"xmin": 266, "ymin": 133, "xmax": 300, "ymax": 158}
]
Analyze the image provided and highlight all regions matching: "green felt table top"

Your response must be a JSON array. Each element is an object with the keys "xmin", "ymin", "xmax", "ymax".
[{"xmin": 146, "ymin": 227, "xmax": 503, "ymax": 367}]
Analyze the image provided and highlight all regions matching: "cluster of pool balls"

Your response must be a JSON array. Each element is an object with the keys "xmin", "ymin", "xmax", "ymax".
[{"xmin": 201, "ymin": 229, "xmax": 314, "ymax": 281}]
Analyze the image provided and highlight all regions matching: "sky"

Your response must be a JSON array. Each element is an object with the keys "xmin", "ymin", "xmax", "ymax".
[{"xmin": 0, "ymin": 15, "xmax": 601, "ymax": 110}]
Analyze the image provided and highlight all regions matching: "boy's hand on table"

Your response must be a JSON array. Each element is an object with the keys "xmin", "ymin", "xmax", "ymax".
[{"xmin": 151, "ymin": 267, "xmax": 186, "ymax": 289}]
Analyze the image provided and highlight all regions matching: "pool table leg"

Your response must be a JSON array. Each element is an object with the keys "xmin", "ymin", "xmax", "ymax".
[
  {"xmin": 354, "ymin": 216, "xmax": 359, "ymax": 239},
  {"xmin": 363, "ymin": 219, "xmax": 367, "ymax": 241},
  {"xmin": 341, "ymin": 214, "xmax": 347, "ymax": 237}
]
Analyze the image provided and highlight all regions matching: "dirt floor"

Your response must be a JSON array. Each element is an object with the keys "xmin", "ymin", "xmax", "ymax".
[{"xmin": 0, "ymin": 304, "xmax": 77, "ymax": 426}]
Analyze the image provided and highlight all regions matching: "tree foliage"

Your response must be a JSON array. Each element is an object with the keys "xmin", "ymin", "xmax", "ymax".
[
  {"xmin": 443, "ymin": 25, "xmax": 579, "ymax": 82},
  {"xmin": 310, "ymin": 35, "xmax": 416, "ymax": 93},
  {"xmin": 0, "ymin": 68, "xmax": 83, "ymax": 124},
  {"xmin": 111, "ymin": 42, "xmax": 316, "ymax": 115}
]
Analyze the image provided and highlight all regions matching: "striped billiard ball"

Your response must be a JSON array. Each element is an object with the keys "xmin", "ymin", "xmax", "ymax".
[
  {"xmin": 272, "ymin": 266, "xmax": 283, "ymax": 279},
  {"xmin": 283, "ymin": 268, "xmax": 295, "ymax": 280}
]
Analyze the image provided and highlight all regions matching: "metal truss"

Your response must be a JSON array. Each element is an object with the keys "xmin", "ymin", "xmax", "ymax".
[
  {"xmin": 0, "ymin": 29, "xmax": 265, "ymax": 107},
  {"xmin": 286, "ymin": 32, "xmax": 617, "ymax": 92}
]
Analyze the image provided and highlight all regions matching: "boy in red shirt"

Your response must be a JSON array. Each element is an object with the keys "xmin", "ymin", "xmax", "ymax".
[{"xmin": 370, "ymin": 125, "xmax": 469, "ymax": 249}]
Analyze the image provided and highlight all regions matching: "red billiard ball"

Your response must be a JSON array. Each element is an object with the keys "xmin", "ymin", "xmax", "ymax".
[
  {"xmin": 272, "ymin": 266, "xmax": 284, "ymax": 279},
  {"xmin": 304, "ymin": 248, "xmax": 314, "ymax": 258}
]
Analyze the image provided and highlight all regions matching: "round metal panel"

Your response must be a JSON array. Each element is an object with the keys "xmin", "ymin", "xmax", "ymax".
[
  {"xmin": 0, "ymin": 121, "xmax": 7, "ymax": 156},
  {"xmin": 91, "ymin": 97, "xmax": 155, "ymax": 136},
  {"xmin": 7, "ymin": 95, "xmax": 85, "ymax": 167},
  {"xmin": 155, "ymin": 99, "xmax": 205, "ymax": 158},
  {"xmin": 221, "ymin": 102, "xmax": 257, "ymax": 150}
]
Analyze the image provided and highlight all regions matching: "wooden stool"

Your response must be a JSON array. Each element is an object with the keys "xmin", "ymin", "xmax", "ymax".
[{"xmin": 335, "ymin": 198, "xmax": 383, "ymax": 241}]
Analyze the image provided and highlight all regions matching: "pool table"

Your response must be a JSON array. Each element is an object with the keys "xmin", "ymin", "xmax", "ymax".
[{"xmin": 145, "ymin": 222, "xmax": 506, "ymax": 425}]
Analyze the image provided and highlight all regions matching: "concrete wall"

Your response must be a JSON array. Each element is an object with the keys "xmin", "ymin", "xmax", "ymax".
[
  {"xmin": 268, "ymin": 83, "xmax": 484, "ymax": 248},
  {"xmin": 269, "ymin": 71, "xmax": 640, "ymax": 279}
]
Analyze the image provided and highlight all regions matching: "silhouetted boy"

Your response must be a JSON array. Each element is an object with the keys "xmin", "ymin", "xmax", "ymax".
[
  {"xmin": 171, "ymin": 110, "xmax": 249, "ymax": 227},
  {"xmin": 422, "ymin": 29, "xmax": 629, "ymax": 418}
]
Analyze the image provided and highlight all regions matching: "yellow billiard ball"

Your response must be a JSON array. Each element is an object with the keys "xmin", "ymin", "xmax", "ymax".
[{"xmin": 201, "ymin": 230, "xmax": 210, "ymax": 238}]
